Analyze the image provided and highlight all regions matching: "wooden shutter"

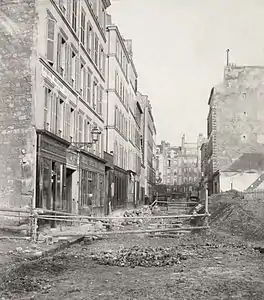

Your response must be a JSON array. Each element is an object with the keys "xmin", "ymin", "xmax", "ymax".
[
  {"xmin": 75, "ymin": 56, "xmax": 80, "ymax": 92},
  {"xmin": 65, "ymin": 44, "xmax": 70, "ymax": 83},
  {"xmin": 83, "ymin": 68, "xmax": 87, "ymax": 100},
  {"xmin": 56, "ymin": 33, "xmax": 62, "ymax": 73},
  {"xmin": 91, "ymin": 31, "xmax": 95, "ymax": 60},
  {"xmin": 47, "ymin": 18, "xmax": 55, "ymax": 62},
  {"xmin": 66, "ymin": 0, "xmax": 71, "ymax": 23},
  {"xmin": 75, "ymin": 110, "xmax": 79, "ymax": 142}
]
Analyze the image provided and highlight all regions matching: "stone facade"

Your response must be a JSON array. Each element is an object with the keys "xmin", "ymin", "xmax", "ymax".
[
  {"xmin": 156, "ymin": 134, "xmax": 204, "ymax": 192},
  {"xmin": 0, "ymin": 0, "xmax": 37, "ymax": 210},
  {"xmin": 0, "ymin": 0, "xmax": 111, "ymax": 217},
  {"xmin": 207, "ymin": 65, "xmax": 264, "ymax": 194},
  {"xmin": 105, "ymin": 16, "xmax": 142, "ymax": 210}
]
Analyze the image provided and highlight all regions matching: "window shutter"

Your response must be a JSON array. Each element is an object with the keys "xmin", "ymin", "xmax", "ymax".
[
  {"xmin": 68, "ymin": 49, "xmax": 73, "ymax": 85},
  {"xmin": 47, "ymin": 18, "xmax": 55, "ymax": 62},
  {"xmin": 65, "ymin": 44, "xmax": 70, "ymax": 83},
  {"xmin": 63, "ymin": 103, "xmax": 67, "ymax": 139},
  {"xmin": 75, "ymin": 57, "xmax": 80, "ymax": 92},
  {"xmin": 91, "ymin": 31, "xmax": 95, "ymax": 60},
  {"xmin": 57, "ymin": 98, "xmax": 61, "ymax": 135},
  {"xmin": 75, "ymin": 110, "xmax": 79, "ymax": 142},
  {"xmin": 66, "ymin": 0, "xmax": 71, "ymax": 22},
  {"xmin": 83, "ymin": 68, "xmax": 87, "ymax": 100},
  {"xmin": 56, "ymin": 34, "xmax": 62, "ymax": 73}
]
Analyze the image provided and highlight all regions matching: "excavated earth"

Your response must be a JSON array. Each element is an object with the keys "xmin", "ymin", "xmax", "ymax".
[{"xmin": 1, "ymin": 194, "xmax": 264, "ymax": 300}]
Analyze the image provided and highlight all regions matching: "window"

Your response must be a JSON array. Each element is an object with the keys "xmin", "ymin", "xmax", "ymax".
[
  {"xmin": 92, "ymin": 79, "xmax": 98, "ymax": 110},
  {"xmin": 80, "ymin": 9, "xmax": 86, "ymax": 45},
  {"xmin": 71, "ymin": 50, "xmax": 76, "ymax": 88},
  {"xmin": 92, "ymin": 0, "xmax": 98, "ymax": 16},
  {"xmin": 82, "ymin": 67, "xmax": 87, "ymax": 100},
  {"xmin": 72, "ymin": 0, "xmax": 77, "ymax": 32},
  {"xmin": 70, "ymin": 107, "xmax": 75, "ymax": 141},
  {"xmin": 94, "ymin": 34, "xmax": 99, "ymax": 66},
  {"xmin": 84, "ymin": 119, "xmax": 90, "ymax": 145},
  {"xmin": 44, "ymin": 88, "xmax": 51, "ymax": 130},
  {"xmin": 114, "ymin": 106, "xmax": 118, "ymax": 127},
  {"xmin": 64, "ymin": 103, "xmax": 71, "ymax": 141},
  {"xmin": 80, "ymin": 63, "xmax": 84, "ymax": 97},
  {"xmin": 78, "ymin": 113, "xmax": 83, "ymax": 143},
  {"xmin": 115, "ymin": 72, "xmax": 119, "ymax": 92},
  {"xmin": 97, "ymin": 85, "xmax": 103, "ymax": 116},
  {"xmin": 56, "ymin": 99, "xmax": 64, "ymax": 137},
  {"xmin": 87, "ymin": 70, "xmax": 92, "ymax": 104},
  {"xmin": 86, "ymin": 22, "xmax": 92, "ymax": 55},
  {"xmin": 57, "ymin": 34, "xmax": 66, "ymax": 77},
  {"xmin": 47, "ymin": 16, "xmax": 55, "ymax": 64},
  {"xmin": 59, "ymin": 0, "xmax": 66, "ymax": 14}
]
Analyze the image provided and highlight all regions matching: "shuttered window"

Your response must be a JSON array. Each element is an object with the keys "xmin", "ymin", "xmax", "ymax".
[
  {"xmin": 87, "ymin": 70, "xmax": 92, "ymax": 104},
  {"xmin": 81, "ymin": 9, "xmax": 86, "ymax": 45},
  {"xmin": 47, "ymin": 18, "xmax": 55, "ymax": 64}
]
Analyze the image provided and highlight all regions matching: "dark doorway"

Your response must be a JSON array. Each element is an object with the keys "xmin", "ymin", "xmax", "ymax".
[{"xmin": 64, "ymin": 168, "xmax": 74, "ymax": 213}]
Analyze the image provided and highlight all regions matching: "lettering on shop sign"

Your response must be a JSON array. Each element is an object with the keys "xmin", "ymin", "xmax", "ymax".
[{"xmin": 42, "ymin": 66, "xmax": 65, "ymax": 92}]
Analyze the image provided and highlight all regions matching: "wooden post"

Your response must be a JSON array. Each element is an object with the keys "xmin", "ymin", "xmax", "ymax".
[
  {"xmin": 32, "ymin": 210, "xmax": 38, "ymax": 243},
  {"xmin": 204, "ymin": 185, "xmax": 209, "ymax": 227}
]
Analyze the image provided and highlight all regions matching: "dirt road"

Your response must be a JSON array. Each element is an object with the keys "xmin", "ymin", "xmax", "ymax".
[{"xmin": 0, "ymin": 231, "xmax": 264, "ymax": 300}]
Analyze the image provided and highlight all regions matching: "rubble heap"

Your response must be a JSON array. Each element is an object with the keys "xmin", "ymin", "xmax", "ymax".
[
  {"xmin": 121, "ymin": 206, "xmax": 152, "ymax": 226},
  {"xmin": 209, "ymin": 191, "xmax": 264, "ymax": 242},
  {"xmin": 91, "ymin": 245, "xmax": 189, "ymax": 267}
]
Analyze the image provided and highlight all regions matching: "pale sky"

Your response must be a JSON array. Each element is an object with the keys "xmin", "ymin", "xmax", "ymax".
[{"xmin": 108, "ymin": 0, "xmax": 264, "ymax": 146}]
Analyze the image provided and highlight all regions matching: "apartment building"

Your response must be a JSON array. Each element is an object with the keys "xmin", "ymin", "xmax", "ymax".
[
  {"xmin": 206, "ymin": 65, "xmax": 264, "ymax": 194},
  {"xmin": 156, "ymin": 134, "xmax": 204, "ymax": 192},
  {"xmin": 137, "ymin": 92, "xmax": 157, "ymax": 200},
  {"xmin": 105, "ymin": 17, "xmax": 142, "ymax": 210},
  {"xmin": 0, "ymin": 0, "xmax": 111, "ymax": 217}
]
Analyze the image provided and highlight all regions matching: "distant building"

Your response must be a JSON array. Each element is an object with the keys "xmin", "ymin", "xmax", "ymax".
[
  {"xmin": 206, "ymin": 65, "xmax": 264, "ymax": 194},
  {"xmin": 156, "ymin": 134, "xmax": 204, "ymax": 192}
]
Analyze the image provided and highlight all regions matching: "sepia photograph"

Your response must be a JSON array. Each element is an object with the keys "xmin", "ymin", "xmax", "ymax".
[{"xmin": 0, "ymin": 0, "xmax": 264, "ymax": 299}]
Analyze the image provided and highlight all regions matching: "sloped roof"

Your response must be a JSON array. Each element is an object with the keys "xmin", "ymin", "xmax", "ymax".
[{"xmin": 225, "ymin": 153, "xmax": 264, "ymax": 172}]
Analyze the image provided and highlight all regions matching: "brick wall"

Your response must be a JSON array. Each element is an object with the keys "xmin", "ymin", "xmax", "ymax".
[
  {"xmin": 214, "ymin": 66, "xmax": 264, "ymax": 172},
  {"xmin": 0, "ymin": 0, "xmax": 37, "ymax": 210}
]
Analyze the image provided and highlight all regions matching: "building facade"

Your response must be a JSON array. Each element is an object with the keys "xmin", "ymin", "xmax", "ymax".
[
  {"xmin": 206, "ymin": 65, "xmax": 264, "ymax": 194},
  {"xmin": 156, "ymin": 134, "xmax": 204, "ymax": 193},
  {"xmin": 137, "ymin": 92, "xmax": 157, "ymax": 201},
  {"xmin": 105, "ymin": 16, "xmax": 142, "ymax": 211},
  {"xmin": 0, "ymin": 0, "xmax": 111, "ymax": 217}
]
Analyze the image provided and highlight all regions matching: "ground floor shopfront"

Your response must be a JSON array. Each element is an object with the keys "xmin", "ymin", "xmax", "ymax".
[{"xmin": 35, "ymin": 131, "xmax": 106, "ymax": 217}]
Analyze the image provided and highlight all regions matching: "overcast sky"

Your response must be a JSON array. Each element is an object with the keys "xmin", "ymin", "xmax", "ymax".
[{"xmin": 108, "ymin": 0, "xmax": 264, "ymax": 146}]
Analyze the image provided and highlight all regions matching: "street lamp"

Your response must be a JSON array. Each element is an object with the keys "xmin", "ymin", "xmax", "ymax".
[
  {"xmin": 91, "ymin": 125, "xmax": 101, "ymax": 142},
  {"xmin": 71, "ymin": 125, "xmax": 101, "ymax": 148}
]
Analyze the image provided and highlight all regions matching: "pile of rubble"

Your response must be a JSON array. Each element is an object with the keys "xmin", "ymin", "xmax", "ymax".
[
  {"xmin": 91, "ymin": 245, "xmax": 190, "ymax": 267},
  {"xmin": 209, "ymin": 191, "xmax": 264, "ymax": 242},
  {"xmin": 120, "ymin": 206, "xmax": 152, "ymax": 226}
]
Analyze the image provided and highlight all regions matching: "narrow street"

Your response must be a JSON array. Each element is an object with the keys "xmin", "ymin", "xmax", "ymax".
[{"xmin": 1, "ymin": 230, "xmax": 264, "ymax": 300}]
